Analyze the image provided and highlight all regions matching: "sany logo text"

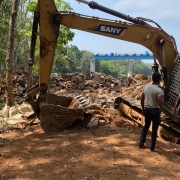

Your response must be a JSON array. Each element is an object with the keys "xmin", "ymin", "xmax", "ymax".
[
  {"xmin": 89, "ymin": 24, "xmax": 127, "ymax": 36},
  {"xmin": 100, "ymin": 26, "xmax": 122, "ymax": 34}
]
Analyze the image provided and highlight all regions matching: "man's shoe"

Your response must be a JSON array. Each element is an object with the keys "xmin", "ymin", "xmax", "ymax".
[
  {"xmin": 138, "ymin": 144, "xmax": 145, "ymax": 149},
  {"xmin": 150, "ymin": 149, "xmax": 157, "ymax": 152}
]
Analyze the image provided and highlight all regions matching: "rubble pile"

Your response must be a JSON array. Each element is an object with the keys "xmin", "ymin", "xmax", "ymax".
[
  {"xmin": 0, "ymin": 67, "xmax": 152, "ymax": 131},
  {"xmin": 49, "ymin": 72, "xmax": 151, "ymax": 108},
  {"xmin": 0, "ymin": 70, "xmax": 152, "ymax": 107},
  {"xmin": 0, "ymin": 67, "xmax": 28, "ymax": 103}
]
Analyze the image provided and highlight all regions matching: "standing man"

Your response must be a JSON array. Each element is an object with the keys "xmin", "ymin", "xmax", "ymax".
[{"xmin": 138, "ymin": 72, "xmax": 164, "ymax": 151}]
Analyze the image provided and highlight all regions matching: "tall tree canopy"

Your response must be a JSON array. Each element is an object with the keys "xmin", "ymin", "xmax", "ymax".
[
  {"xmin": 0, "ymin": 0, "xmax": 152, "ymax": 78},
  {"xmin": 0, "ymin": 0, "xmax": 75, "ymax": 74}
]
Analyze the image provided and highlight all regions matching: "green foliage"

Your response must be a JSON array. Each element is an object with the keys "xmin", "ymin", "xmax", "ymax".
[
  {"xmin": 133, "ymin": 60, "xmax": 152, "ymax": 76},
  {"xmin": 0, "ymin": 0, "xmax": 11, "ymax": 67},
  {"xmin": 25, "ymin": 0, "xmax": 36, "ymax": 12},
  {"xmin": 0, "ymin": 0, "xmax": 76, "ymax": 74},
  {"xmin": 98, "ymin": 60, "xmax": 152, "ymax": 78},
  {"xmin": 80, "ymin": 51, "xmax": 93, "ymax": 73},
  {"xmin": 0, "ymin": 102, "xmax": 5, "ymax": 110},
  {"xmin": 99, "ymin": 61, "xmax": 119, "ymax": 78},
  {"xmin": 53, "ymin": 45, "xmax": 152, "ymax": 77},
  {"xmin": 26, "ymin": 0, "xmax": 75, "ymax": 74},
  {"xmin": 52, "ymin": 45, "xmax": 94, "ymax": 74}
]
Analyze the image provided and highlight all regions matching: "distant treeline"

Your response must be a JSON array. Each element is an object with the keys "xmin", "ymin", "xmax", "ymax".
[{"xmin": 56, "ymin": 45, "xmax": 153, "ymax": 78}]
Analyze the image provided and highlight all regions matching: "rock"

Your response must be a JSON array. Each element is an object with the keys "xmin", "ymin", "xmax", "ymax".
[
  {"xmin": 17, "ymin": 85, "xmax": 25, "ymax": 96},
  {"xmin": 32, "ymin": 118, "xmax": 40, "ymax": 124},
  {"xmin": 107, "ymin": 114, "xmax": 114, "ymax": 121},
  {"xmin": 51, "ymin": 73, "xmax": 58, "ymax": 78},
  {"xmin": 56, "ymin": 82, "xmax": 65, "ymax": 88},
  {"xmin": 87, "ymin": 118, "xmax": 99, "ymax": 128},
  {"xmin": 17, "ymin": 75, "xmax": 26, "ymax": 86},
  {"xmin": 50, "ymin": 84, "xmax": 56, "ymax": 88},
  {"xmin": 16, "ymin": 66, "xmax": 24, "ymax": 75},
  {"xmin": 134, "ymin": 74, "xmax": 145, "ymax": 80},
  {"xmin": 9, "ymin": 106, "xmax": 19, "ymax": 118},
  {"xmin": 5, "ymin": 118, "xmax": 19, "ymax": 125},
  {"xmin": 18, "ymin": 103, "xmax": 32, "ymax": 114},
  {"xmin": 14, "ymin": 96, "xmax": 24, "ymax": 104},
  {"xmin": 22, "ymin": 112, "xmax": 35, "ymax": 119},
  {"xmin": 2, "ymin": 104, "xmax": 10, "ymax": 118},
  {"xmin": 99, "ymin": 119, "xmax": 107, "ymax": 125},
  {"xmin": 0, "ymin": 142, "xmax": 4, "ymax": 147}
]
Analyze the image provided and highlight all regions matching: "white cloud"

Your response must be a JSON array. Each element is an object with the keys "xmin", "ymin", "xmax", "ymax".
[{"xmin": 113, "ymin": 0, "xmax": 180, "ymax": 20}]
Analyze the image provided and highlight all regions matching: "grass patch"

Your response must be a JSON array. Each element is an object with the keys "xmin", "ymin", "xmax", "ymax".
[
  {"xmin": 0, "ymin": 120, "xmax": 6, "ymax": 127},
  {"xmin": 0, "ymin": 102, "xmax": 5, "ymax": 110}
]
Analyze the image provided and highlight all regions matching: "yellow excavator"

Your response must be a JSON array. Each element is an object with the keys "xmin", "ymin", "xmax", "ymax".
[{"xmin": 26, "ymin": 0, "xmax": 180, "ymax": 139}]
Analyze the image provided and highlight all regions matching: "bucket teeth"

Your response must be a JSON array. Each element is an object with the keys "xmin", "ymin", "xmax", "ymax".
[
  {"xmin": 75, "ymin": 94, "xmax": 83, "ymax": 99},
  {"xmin": 75, "ymin": 94, "xmax": 89, "ymax": 106},
  {"xmin": 79, "ymin": 99, "xmax": 88, "ymax": 104}
]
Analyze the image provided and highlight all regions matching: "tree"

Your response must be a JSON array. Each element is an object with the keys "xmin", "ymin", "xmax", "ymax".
[
  {"xmin": 133, "ymin": 60, "xmax": 152, "ymax": 75},
  {"xmin": 5, "ymin": 0, "xmax": 19, "ymax": 107},
  {"xmin": 0, "ymin": 0, "xmax": 12, "ymax": 72},
  {"xmin": 99, "ymin": 61, "xmax": 119, "ymax": 78},
  {"xmin": 26, "ymin": 0, "xmax": 75, "ymax": 74},
  {"xmin": 53, "ymin": 45, "xmax": 81, "ymax": 73},
  {"xmin": 14, "ymin": 0, "xmax": 32, "ymax": 70},
  {"xmin": 80, "ymin": 51, "xmax": 94, "ymax": 73},
  {"xmin": 97, "ymin": 60, "xmax": 152, "ymax": 78}
]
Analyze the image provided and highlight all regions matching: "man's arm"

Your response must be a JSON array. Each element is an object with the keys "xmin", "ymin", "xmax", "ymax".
[
  {"xmin": 157, "ymin": 95, "xmax": 164, "ymax": 107},
  {"xmin": 141, "ymin": 92, "xmax": 145, "ymax": 112}
]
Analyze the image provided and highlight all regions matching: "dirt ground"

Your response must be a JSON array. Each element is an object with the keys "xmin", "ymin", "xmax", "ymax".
[{"xmin": 0, "ymin": 109, "xmax": 180, "ymax": 180}]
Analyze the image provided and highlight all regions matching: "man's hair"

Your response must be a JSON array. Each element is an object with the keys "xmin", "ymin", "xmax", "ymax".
[{"xmin": 152, "ymin": 72, "xmax": 161, "ymax": 83}]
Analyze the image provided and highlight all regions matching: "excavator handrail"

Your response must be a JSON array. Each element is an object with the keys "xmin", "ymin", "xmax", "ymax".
[{"xmin": 56, "ymin": 11, "xmax": 135, "ymax": 24}]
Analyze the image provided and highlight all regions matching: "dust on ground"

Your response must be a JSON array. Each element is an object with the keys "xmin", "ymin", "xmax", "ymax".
[{"xmin": 0, "ymin": 109, "xmax": 180, "ymax": 180}]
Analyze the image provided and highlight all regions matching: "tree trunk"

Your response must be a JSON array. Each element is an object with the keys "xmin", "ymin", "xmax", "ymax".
[{"xmin": 5, "ymin": 0, "xmax": 19, "ymax": 107}]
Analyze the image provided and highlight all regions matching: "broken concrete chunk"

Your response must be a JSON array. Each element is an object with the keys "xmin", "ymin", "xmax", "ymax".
[
  {"xmin": 9, "ymin": 106, "xmax": 19, "ymax": 118},
  {"xmin": 18, "ymin": 103, "xmax": 32, "ymax": 114},
  {"xmin": 87, "ymin": 118, "xmax": 99, "ymax": 128},
  {"xmin": 2, "ymin": 104, "xmax": 10, "ymax": 118}
]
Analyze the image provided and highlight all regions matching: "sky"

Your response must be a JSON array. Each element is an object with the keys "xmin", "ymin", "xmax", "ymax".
[{"xmin": 64, "ymin": 0, "xmax": 180, "ymax": 55}]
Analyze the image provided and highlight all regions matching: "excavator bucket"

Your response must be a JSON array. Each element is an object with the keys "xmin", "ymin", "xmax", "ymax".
[
  {"xmin": 25, "ymin": 90, "xmax": 89, "ymax": 131},
  {"xmin": 40, "ymin": 93, "xmax": 88, "ymax": 131}
]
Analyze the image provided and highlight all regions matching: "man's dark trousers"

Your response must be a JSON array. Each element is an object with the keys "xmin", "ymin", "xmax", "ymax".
[{"xmin": 139, "ymin": 108, "xmax": 161, "ymax": 150}]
